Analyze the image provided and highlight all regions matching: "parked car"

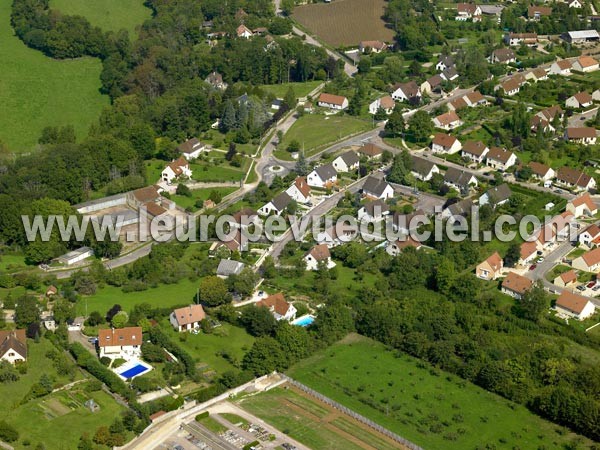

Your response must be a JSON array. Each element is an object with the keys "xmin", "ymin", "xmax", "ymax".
[
  {"xmin": 587, "ymin": 281, "xmax": 597, "ymax": 289},
  {"xmin": 593, "ymin": 285, "xmax": 600, "ymax": 291},
  {"xmin": 529, "ymin": 264, "xmax": 537, "ymax": 271},
  {"xmin": 577, "ymin": 285, "xmax": 587, "ymax": 291},
  {"xmin": 537, "ymin": 257, "xmax": 544, "ymax": 263}
]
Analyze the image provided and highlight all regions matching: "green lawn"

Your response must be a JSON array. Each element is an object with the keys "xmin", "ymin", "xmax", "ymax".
[
  {"xmin": 197, "ymin": 415, "xmax": 228, "ymax": 434},
  {"xmin": 260, "ymin": 81, "xmax": 323, "ymax": 99},
  {"xmin": 0, "ymin": 253, "xmax": 27, "ymax": 272},
  {"xmin": 191, "ymin": 162, "xmax": 248, "ymax": 183},
  {"xmin": 171, "ymin": 187, "xmax": 237, "ymax": 211},
  {"xmin": 0, "ymin": 1, "xmax": 109, "ymax": 152},
  {"xmin": 49, "ymin": 0, "xmax": 151, "ymax": 35},
  {"xmin": 287, "ymin": 334, "xmax": 592, "ymax": 450},
  {"xmin": 76, "ymin": 278, "xmax": 200, "ymax": 316},
  {"xmin": 275, "ymin": 114, "xmax": 372, "ymax": 160}
]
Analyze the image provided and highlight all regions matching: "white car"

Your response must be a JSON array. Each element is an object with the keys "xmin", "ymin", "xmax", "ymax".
[{"xmin": 537, "ymin": 257, "xmax": 544, "ymax": 263}]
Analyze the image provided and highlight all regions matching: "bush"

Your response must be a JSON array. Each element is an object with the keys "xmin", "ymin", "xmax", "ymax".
[
  {"xmin": 112, "ymin": 358, "xmax": 127, "ymax": 369},
  {"xmin": 195, "ymin": 412, "xmax": 209, "ymax": 421},
  {"xmin": 0, "ymin": 420, "xmax": 19, "ymax": 442}
]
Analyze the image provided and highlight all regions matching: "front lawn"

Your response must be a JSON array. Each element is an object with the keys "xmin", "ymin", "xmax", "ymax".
[{"xmin": 259, "ymin": 81, "xmax": 323, "ymax": 99}]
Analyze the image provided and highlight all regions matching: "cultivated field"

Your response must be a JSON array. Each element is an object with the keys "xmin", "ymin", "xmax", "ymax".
[
  {"xmin": 49, "ymin": 0, "xmax": 151, "ymax": 35},
  {"xmin": 287, "ymin": 334, "xmax": 593, "ymax": 450},
  {"xmin": 236, "ymin": 386, "xmax": 402, "ymax": 450},
  {"xmin": 0, "ymin": 1, "xmax": 108, "ymax": 152},
  {"xmin": 293, "ymin": 0, "xmax": 396, "ymax": 48}
]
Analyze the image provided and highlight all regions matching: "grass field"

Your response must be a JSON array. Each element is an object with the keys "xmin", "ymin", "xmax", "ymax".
[
  {"xmin": 287, "ymin": 334, "xmax": 592, "ymax": 450},
  {"xmin": 236, "ymin": 387, "xmax": 399, "ymax": 450},
  {"xmin": 276, "ymin": 114, "xmax": 371, "ymax": 160},
  {"xmin": 293, "ymin": 0, "xmax": 395, "ymax": 48},
  {"xmin": 260, "ymin": 81, "xmax": 323, "ymax": 99},
  {"xmin": 0, "ymin": 1, "xmax": 109, "ymax": 152},
  {"xmin": 49, "ymin": 0, "xmax": 151, "ymax": 35}
]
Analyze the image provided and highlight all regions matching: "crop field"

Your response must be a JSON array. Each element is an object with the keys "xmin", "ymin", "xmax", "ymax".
[
  {"xmin": 293, "ymin": 0, "xmax": 396, "ymax": 48},
  {"xmin": 236, "ymin": 386, "xmax": 402, "ymax": 450},
  {"xmin": 0, "ymin": 1, "xmax": 108, "ymax": 152},
  {"xmin": 287, "ymin": 334, "xmax": 592, "ymax": 450}
]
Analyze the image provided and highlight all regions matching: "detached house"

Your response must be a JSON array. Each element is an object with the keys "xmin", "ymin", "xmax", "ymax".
[
  {"xmin": 549, "ymin": 59, "xmax": 572, "ymax": 76},
  {"xmin": 556, "ymin": 167, "xmax": 596, "ymax": 191},
  {"xmin": 431, "ymin": 133, "xmax": 462, "ymax": 154},
  {"xmin": 486, "ymin": 147, "xmax": 517, "ymax": 171},
  {"xmin": 436, "ymin": 55, "xmax": 455, "ymax": 72},
  {"xmin": 528, "ymin": 161, "xmax": 555, "ymax": 181},
  {"xmin": 256, "ymin": 293, "xmax": 297, "ymax": 321},
  {"xmin": 258, "ymin": 191, "xmax": 293, "ymax": 216},
  {"xmin": 386, "ymin": 237, "xmax": 423, "ymax": 256},
  {"xmin": 554, "ymin": 269, "xmax": 577, "ymax": 288},
  {"xmin": 391, "ymin": 81, "xmax": 421, "ymax": 102},
  {"xmin": 505, "ymin": 32, "xmax": 538, "ymax": 46},
  {"xmin": 555, "ymin": 291, "xmax": 596, "ymax": 321},
  {"xmin": 317, "ymin": 93, "xmax": 348, "ymax": 110},
  {"xmin": 565, "ymin": 92, "xmax": 593, "ymax": 109},
  {"xmin": 444, "ymin": 167, "xmax": 478, "ymax": 192},
  {"xmin": 565, "ymin": 127, "xmax": 597, "ymax": 145},
  {"xmin": 479, "ymin": 183, "xmax": 512, "ymax": 207},
  {"xmin": 286, "ymin": 177, "xmax": 311, "ymax": 204},
  {"xmin": 526, "ymin": 67, "xmax": 548, "ymax": 82},
  {"xmin": 359, "ymin": 40, "xmax": 388, "ymax": 53},
  {"xmin": 501, "ymin": 272, "xmax": 533, "ymax": 299},
  {"xmin": 499, "ymin": 77, "xmax": 522, "ymax": 96},
  {"xmin": 236, "ymin": 24, "xmax": 253, "ymax": 39},
  {"xmin": 441, "ymin": 67, "xmax": 459, "ymax": 82},
  {"xmin": 433, "ymin": 111, "xmax": 463, "ymax": 130},
  {"xmin": 520, "ymin": 240, "xmax": 538, "ymax": 265},
  {"xmin": 332, "ymin": 151, "xmax": 360, "ymax": 173},
  {"xmin": 177, "ymin": 138, "xmax": 206, "ymax": 160},
  {"xmin": 170, "ymin": 304, "xmax": 206, "ymax": 332},
  {"xmin": 579, "ymin": 224, "xmax": 600, "ymax": 247},
  {"xmin": 0, "ymin": 330, "xmax": 27, "ymax": 364},
  {"xmin": 98, "ymin": 327, "xmax": 142, "ymax": 361},
  {"xmin": 369, "ymin": 96, "xmax": 395, "ymax": 115},
  {"xmin": 358, "ymin": 143, "xmax": 383, "ymax": 159},
  {"xmin": 528, "ymin": 5, "xmax": 552, "ymax": 20},
  {"xmin": 411, "ymin": 156, "xmax": 440, "ymax": 181},
  {"xmin": 358, "ymin": 199, "xmax": 390, "ymax": 221},
  {"xmin": 461, "ymin": 140, "xmax": 489, "ymax": 164},
  {"xmin": 573, "ymin": 247, "xmax": 600, "ymax": 272},
  {"xmin": 491, "ymin": 48, "xmax": 516, "ymax": 64},
  {"xmin": 362, "ymin": 175, "xmax": 394, "ymax": 200},
  {"xmin": 567, "ymin": 0, "xmax": 583, "ymax": 8},
  {"xmin": 304, "ymin": 244, "xmax": 336, "ymax": 270},
  {"xmin": 161, "ymin": 157, "xmax": 192, "ymax": 184},
  {"xmin": 307, "ymin": 163, "xmax": 337, "ymax": 188},
  {"xmin": 205, "ymin": 71, "xmax": 228, "ymax": 90},
  {"xmin": 566, "ymin": 192, "xmax": 598, "ymax": 217},
  {"xmin": 531, "ymin": 105, "xmax": 564, "ymax": 133},
  {"xmin": 421, "ymin": 74, "xmax": 445, "ymax": 95},
  {"xmin": 442, "ymin": 198, "xmax": 474, "ymax": 222},
  {"xmin": 476, "ymin": 252, "xmax": 504, "ymax": 280},
  {"xmin": 456, "ymin": 3, "xmax": 482, "ymax": 21},
  {"xmin": 572, "ymin": 56, "xmax": 599, "ymax": 73}
]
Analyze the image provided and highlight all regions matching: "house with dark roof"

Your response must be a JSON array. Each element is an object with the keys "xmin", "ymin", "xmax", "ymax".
[
  {"xmin": 0, "ymin": 330, "xmax": 27, "ymax": 364},
  {"xmin": 411, "ymin": 155, "xmax": 440, "ymax": 181},
  {"xmin": 258, "ymin": 191, "xmax": 293, "ymax": 216},
  {"xmin": 441, "ymin": 67, "xmax": 459, "ymax": 82},
  {"xmin": 441, "ymin": 198, "xmax": 474, "ymax": 221},
  {"xmin": 204, "ymin": 71, "xmax": 228, "ymax": 90},
  {"xmin": 485, "ymin": 147, "xmax": 517, "ymax": 171},
  {"xmin": 170, "ymin": 305, "xmax": 206, "ymax": 332},
  {"xmin": 490, "ymin": 48, "xmax": 516, "ymax": 64},
  {"xmin": 436, "ymin": 55, "xmax": 455, "ymax": 72},
  {"xmin": 216, "ymin": 259, "xmax": 245, "ymax": 278},
  {"xmin": 391, "ymin": 81, "xmax": 421, "ymax": 102},
  {"xmin": 556, "ymin": 167, "xmax": 596, "ymax": 191},
  {"xmin": 565, "ymin": 127, "xmax": 597, "ymax": 145},
  {"xmin": 527, "ymin": 5, "xmax": 552, "ymax": 20},
  {"xmin": 304, "ymin": 244, "xmax": 336, "ymax": 270},
  {"xmin": 332, "ymin": 151, "xmax": 360, "ymax": 172},
  {"xmin": 307, "ymin": 163, "xmax": 338, "ymax": 188},
  {"xmin": 479, "ymin": 183, "xmax": 512, "ymax": 207},
  {"xmin": 456, "ymin": 3, "xmax": 482, "ymax": 21},
  {"xmin": 444, "ymin": 167, "xmax": 478, "ymax": 193},
  {"xmin": 256, "ymin": 293, "xmax": 297, "ymax": 321},
  {"xmin": 362, "ymin": 176, "xmax": 394, "ymax": 200},
  {"xmin": 177, "ymin": 138, "xmax": 206, "ymax": 159},
  {"xmin": 358, "ymin": 199, "xmax": 390, "ymax": 221},
  {"xmin": 421, "ymin": 74, "xmax": 445, "ymax": 95}
]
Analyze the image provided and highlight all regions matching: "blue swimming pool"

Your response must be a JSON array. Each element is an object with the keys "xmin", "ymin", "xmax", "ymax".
[
  {"xmin": 292, "ymin": 315, "xmax": 315, "ymax": 327},
  {"xmin": 119, "ymin": 364, "xmax": 150, "ymax": 379}
]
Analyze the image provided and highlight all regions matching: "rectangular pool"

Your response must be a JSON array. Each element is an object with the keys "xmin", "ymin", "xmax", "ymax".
[
  {"xmin": 118, "ymin": 363, "xmax": 150, "ymax": 379},
  {"xmin": 291, "ymin": 315, "xmax": 315, "ymax": 327}
]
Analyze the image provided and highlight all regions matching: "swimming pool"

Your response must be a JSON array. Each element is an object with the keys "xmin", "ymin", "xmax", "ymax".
[
  {"xmin": 116, "ymin": 360, "xmax": 152, "ymax": 380},
  {"xmin": 291, "ymin": 315, "xmax": 315, "ymax": 327}
]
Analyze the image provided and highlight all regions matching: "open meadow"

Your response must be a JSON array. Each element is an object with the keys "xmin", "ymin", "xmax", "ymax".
[
  {"xmin": 293, "ymin": 0, "xmax": 395, "ymax": 48},
  {"xmin": 287, "ymin": 334, "xmax": 593, "ymax": 450},
  {"xmin": 0, "ymin": 1, "xmax": 108, "ymax": 152}
]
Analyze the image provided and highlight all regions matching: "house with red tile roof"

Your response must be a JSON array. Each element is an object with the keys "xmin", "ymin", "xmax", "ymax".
[
  {"xmin": 573, "ymin": 246, "xmax": 600, "ymax": 272},
  {"xmin": 554, "ymin": 269, "xmax": 577, "ymax": 288},
  {"xmin": 566, "ymin": 193, "xmax": 598, "ymax": 218},
  {"xmin": 170, "ymin": 305, "xmax": 206, "ymax": 332},
  {"xmin": 476, "ymin": 252, "xmax": 503, "ymax": 280},
  {"xmin": 555, "ymin": 291, "xmax": 596, "ymax": 320},
  {"xmin": 318, "ymin": 93, "xmax": 349, "ymax": 110},
  {"xmin": 98, "ymin": 327, "xmax": 143, "ymax": 360},
  {"xmin": 431, "ymin": 133, "xmax": 462, "ymax": 154},
  {"xmin": 304, "ymin": 244, "xmax": 336, "ymax": 270},
  {"xmin": 161, "ymin": 157, "xmax": 192, "ymax": 184},
  {"xmin": 286, "ymin": 177, "xmax": 311, "ymax": 203},
  {"xmin": 256, "ymin": 293, "xmax": 297, "ymax": 321},
  {"xmin": 501, "ymin": 272, "xmax": 533, "ymax": 299},
  {"xmin": 579, "ymin": 224, "xmax": 600, "ymax": 248}
]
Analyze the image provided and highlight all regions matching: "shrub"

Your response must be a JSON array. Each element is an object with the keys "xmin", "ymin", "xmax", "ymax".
[{"xmin": 0, "ymin": 420, "xmax": 19, "ymax": 442}]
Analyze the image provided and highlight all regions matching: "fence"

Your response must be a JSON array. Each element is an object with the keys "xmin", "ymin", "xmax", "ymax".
[{"xmin": 280, "ymin": 374, "xmax": 423, "ymax": 450}]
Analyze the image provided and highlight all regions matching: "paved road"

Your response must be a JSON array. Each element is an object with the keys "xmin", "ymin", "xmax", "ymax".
[
  {"xmin": 568, "ymin": 106, "xmax": 598, "ymax": 127},
  {"xmin": 182, "ymin": 422, "xmax": 237, "ymax": 450}
]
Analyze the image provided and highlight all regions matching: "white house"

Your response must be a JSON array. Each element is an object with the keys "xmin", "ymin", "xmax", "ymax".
[
  {"xmin": 332, "ymin": 151, "xmax": 360, "ymax": 173},
  {"xmin": 501, "ymin": 272, "xmax": 533, "ymax": 300},
  {"xmin": 528, "ymin": 161, "xmax": 555, "ymax": 181},
  {"xmin": 369, "ymin": 96, "xmax": 395, "ymax": 115},
  {"xmin": 258, "ymin": 192, "xmax": 293, "ymax": 216},
  {"xmin": 556, "ymin": 167, "xmax": 596, "ymax": 191},
  {"xmin": 485, "ymin": 147, "xmax": 517, "ymax": 171},
  {"xmin": 317, "ymin": 93, "xmax": 348, "ymax": 110},
  {"xmin": 436, "ymin": 55, "xmax": 455, "ymax": 72},
  {"xmin": 304, "ymin": 244, "xmax": 336, "ymax": 271},
  {"xmin": 286, "ymin": 177, "xmax": 311, "ymax": 204},
  {"xmin": 565, "ymin": 92, "xmax": 593, "ymax": 109},
  {"xmin": 307, "ymin": 163, "xmax": 337, "ymax": 188},
  {"xmin": 216, "ymin": 259, "xmax": 245, "ymax": 278},
  {"xmin": 177, "ymin": 138, "xmax": 206, "ymax": 160},
  {"xmin": 431, "ymin": 133, "xmax": 462, "ymax": 154},
  {"xmin": 357, "ymin": 199, "xmax": 390, "ymax": 221},
  {"xmin": 359, "ymin": 40, "xmax": 388, "ymax": 53},
  {"xmin": 567, "ymin": 0, "xmax": 583, "ymax": 8},
  {"xmin": 593, "ymin": 89, "xmax": 600, "ymax": 102},
  {"xmin": 411, "ymin": 156, "xmax": 440, "ymax": 181},
  {"xmin": 433, "ymin": 111, "xmax": 462, "ymax": 130},
  {"xmin": 0, "ymin": 330, "xmax": 27, "ymax": 365},
  {"xmin": 572, "ymin": 56, "xmax": 599, "ymax": 73},
  {"xmin": 362, "ymin": 175, "xmax": 394, "ymax": 200},
  {"xmin": 162, "ymin": 157, "xmax": 192, "ymax": 184},
  {"xmin": 490, "ymin": 48, "xmax": 516, "ymax": 64},
  {"xmin": 386, "ymin": 237, "xmax": 423, "ymax": 255},
  {"xmin": 98, "ymin": 327, "xmax": 142, "ymax": 361},
  {"xmin": 391, "ymin": 81, "xmax": 421, "ymax": 102},
  {"xmin": 456, "ymin": 3, "xmax": 482, "ymax": 21},
  {"xmin": 444, "ymin": 167, "xmax": 478, "ymax": 192},
  {"xmin": 579, "ymin": 224, "xmax": 600, "ymax": 247},
  {"xmin": 461, "ymin": 140, "xmax": 489, "ymax": 164},
  {"xmin": 170, "ymin": 305, "xmax": 206, "ymax": 332},
  {"xmin": 549, "ymin": 59, "xmax": 572, "ymax": 76},
  {"xmin": 505, "ymin": 32, "xmax": 538, "ymax": 46},
  {"xmin": 565, "ymin": 127, "xmax": 597, "ymax": 145},
  {"xmin": 555, "ymin": 291, "xmax": 596, "ymax": 321},
  {"xmin": 566, "ymin": 192, "xmax": 598, "ymax": 218},
  {"xmin": 56, "ymin": 247, "xmax": 94, "ymax": 266},
  {"xmin": 256, "ymin": 293, "xmax": 297, "ymax": 321},
  {"xmin": 479, "ymin": 183, "xmax": 512, "ymax": 207},
  {"xmin": 236, "ymin": 24, "xmax": 253, "ymax": 39}
]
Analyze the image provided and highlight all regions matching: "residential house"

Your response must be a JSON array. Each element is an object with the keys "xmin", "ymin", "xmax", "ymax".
[
  {"xmin": 128, "ymin": 185, "xmax": 162, "ymax": 208},
  {"xmin": 357, "ymin": 199, "xmax": 390, "ymax": 221},
  {"xmin": 501, "ymin": 272, "xmax": 533, "ymax": 299},
  {"xmin": 441, "ymin": 67, "xmax": 459, "ymax": 82},
  {"xmin": 286, "ymin": 177, "xmax": 311, "ymax": 204},
  {"xmin": 386, "ymin": 237, "xmax": 423, "ymax": 256},
  {"xmin": 317, "ymin": 225, "xmax": 356, "ymax": 248},
  {"xmin": 529, "ymin": 161, "xmax": 555, "ymax": 181},
  {"xmin": 456, "ymin": 3, "xmax": 482, "ymax": 21},
  {"xmin": 0, "ymin": 330, "xmax": 27, "ymax": 364},
  {"xmin": 520, "ymin": 240, "xmax": 538, "ymax": 265},
  {"xmin": 204, "ymin": 71, "xmax": 228, "ymax": 90},
  {"xmin": 431, "ymin": 133, "xmax": 462, "ymax": 154},
  {"xmin": 177, "ymin": 138, "xmax": 206, "ymax": 160},
  {"xmin": 573, "ymin": 247, "xmax": 600, "ymax": 272},
  {"xmin": 568, "ymin": 0, "xmax": 583, "ymax": 7},
  {"xmin": 461, "ymin": 140, "xmax": 489, "ymax": 163},
  {"xmin": 464, "ymin": 91, "xmax": 488, "ymax": 107},
  {"xmin": 317, "ymin": 93, "xmax": 349, "ymax": 110},
  {"xmin": 359, "ymin": 40, "xmax": 388, "ymax": 53},
  {"xmin": 391, "ymin": 81, "xmax": 421, "ymax": 102},
  {"xmin": 252, "ymin": 27, "xmax": 268, "ymax": 36},
  {"xmin": 231, "ymin": 208, "xmax": 259, "ymax": 230},
  {"xmin": 212, "ymin": 230, "xmax": 246, "ymax": 253},
  {"xmin": 449, "ymin": 97, "xmax": 469, "ymax": 111},
  {"xmin": 566, "ymin": 192, "xmax": 598, "ymax": 217},
  {"xmin": 98, "ymin": 327, "xmax": 142, "ymax": 360},
  {"xmin": 433, "ymin": 111, "xmax": 463, "ymax": 130},
  {"xmin": 304, "ymin": 244, "xmax": 336, "ymax": 270},
  {"xmin": 528, "ymin": 5, "xmax": 552, "ymax": 20},
  {"xmin": 444, "ymin": 167, "xmax": 478, "ymax": 192},
  {"xmin": 555, "ymin": 291, "xmax": 596, "ymax": 320},
  {"xmin": 531, "ymin": 105, "xmax": 564, "ymax": 133},
  {"xmin": 565, "ymin": 127, "xmax": 597, "ymax": 145},
  {"xmin": 526, "ymin": 67, "xmax": 548, "ymax": 82},
  {"xmin": 332, "ymin": 151, "xmax": 360, "ymax": 173},
  {"xmin": 362, "ymin": 175, "xmax": 394, "ymax": 200},
  {"xmin": 479, "ymin": 183, "xmax": 512, "ymax": 207},
  {"xmin": 491, "ymin": 48, "xmax": 516, "ymax": 64},
  {"xmin": 476, "ymin": 252, "xmax": 504, "ymax": 280},
  {"xmin": 593, "ymin": 89, "xmax": 600, "ymax": 102},
  {"xmin": 46, "ymin": 285, "xmax": 58, "ymax": 297},
  {"xmin": 161, "ymin": 157, "xmax": 192, "ymax": 184},
  {"xmin": 441, "ymin": 198, "xmax": 474, "ymax": 222},
  {"xmin": 391, "ymin": 209, "xmax": 426, "ymax": 234},
  {"xmin": 421, "ymin": 74, "xmax": 445, "ymax": 95},
  {"xmin": 579, "ymin": 223, "xmax": 600, "ymax": 247},
  {"xmin": 549, "ymin": 59, "xmax": 573, "ymax": 76},
  {"xmin": 216, "ymin": 259, "xmax": 245, "ymax": 278},
  {"xmin": 572, "ymin": 56, "xmax": 599, "ymax": 72},
  {"xmin": 563, "ymin": 30, "xmax": 600, "ymax": 44},
  {"xmin": 236, "ymin": 24, "xmax": 253, "ymax": 39},
  {"xmin": 369, "ymin": 96, "xmax": 395, "ymax": 115},
  {"xmin": 556, "ymin": 167, "xmax": 597, "ymax": 191},
  {"xmin": 258, "ymin": 192, "xmax": 293, "ymax": 216},
  {"xmin": 436, "ymin": 55, "xmax": 455, "ymax": 72},
  {"xmin": 411, "ymin": 156, "xmax": 440, "ymax": 181},
  {"xmin": 565, "ymin": 92, "xmax": 593, "ymax": 109},
  {"xmin": 505, "ymin": 32, "xmax": 538, "ymax": 46},
  {"xmin": 358, "ymin": 143, "xmax": 383, "ymax": 159},
  {"xmin": 256, "ymin": 293, "xmax": 297, "ymax": 321},
  {"xmin": 486, "ymin": 147, "xmax": 517, "ymax": 171},
  {"xmin": 169, "ymin": 305, "xmax": 206, "ymax": 332},
  {"xmin": 307, "ymin": 163, "xmax": 338, "ymax": 188},
  {"xmin": 499, "ymin": 77, "xmax": 523, "ymax": 96},
  {"xmin": 554, "ymin": 269, "xmax": 577, "ymax": 288}
]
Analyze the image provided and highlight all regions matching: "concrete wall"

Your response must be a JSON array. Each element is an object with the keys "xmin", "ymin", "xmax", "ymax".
[{"xmin": 74, "ymin": 193, "xmax": 127, "ymax": 214}]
